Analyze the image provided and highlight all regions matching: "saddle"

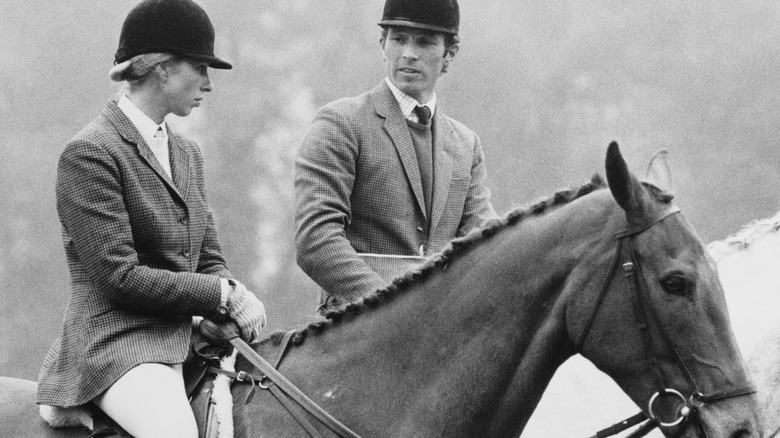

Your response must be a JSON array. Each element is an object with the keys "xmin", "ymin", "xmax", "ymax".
[
  {"xmin": 85, "ymin": 334, "xmax": 228, "ymax": 438},
  {"xmin": 184, "ymin": 335, "xmax": 233, "ymax": 438},
  {"xmin": 89, "ymin": 331, "xmax": 294, "ymax": 438}
]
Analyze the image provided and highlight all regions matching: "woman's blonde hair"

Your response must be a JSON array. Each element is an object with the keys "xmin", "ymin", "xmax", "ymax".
[{"xmin": 109, "ymin": 52, "xmax": 175, "ymax": 82}]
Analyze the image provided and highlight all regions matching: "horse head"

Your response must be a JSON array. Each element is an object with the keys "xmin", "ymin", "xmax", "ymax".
[{"xmin": 571, "ymin": 142, "xmax": 763, "ymax": 437}]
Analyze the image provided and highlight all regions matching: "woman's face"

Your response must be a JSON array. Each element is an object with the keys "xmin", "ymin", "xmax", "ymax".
[{"xmin": 161, "ymin": 58, "xmax": 212, "ymax": 118}]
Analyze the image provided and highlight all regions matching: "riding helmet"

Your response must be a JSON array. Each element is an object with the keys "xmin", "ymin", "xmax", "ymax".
[
  {"xmin": 114, "ymin": 0, "xmax": 232, "ymax": 69},
  {"xmin": 378, "ymin": 0, "xmax": 460, "ymax": 35}
]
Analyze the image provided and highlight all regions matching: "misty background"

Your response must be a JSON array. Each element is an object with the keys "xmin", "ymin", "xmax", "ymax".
[{"xmin": 1, "ymin": 0, "xmax": 778, "ymax": 435}]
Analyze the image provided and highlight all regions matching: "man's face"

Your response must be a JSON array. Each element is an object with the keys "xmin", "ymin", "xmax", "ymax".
[{"xmin": 381, "ymin": 27, "xmax": 457, "ymax": 103}]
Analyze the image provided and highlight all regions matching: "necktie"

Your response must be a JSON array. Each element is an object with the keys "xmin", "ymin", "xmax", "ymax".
[
  {"xmin": 410, "ymin": 106, "xmax": 433, "ymax": 219},
  {"xmin": 414, "ymin": 105, "xmax": 431, "ymax": 125}
]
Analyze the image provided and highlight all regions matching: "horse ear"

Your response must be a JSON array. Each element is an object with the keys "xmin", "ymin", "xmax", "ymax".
[
  {"xmin": 644, "ymin": 149, "xmax": 673, "ymax": 193},
  {"xmin": 605, "ymin": 142, "xmax": 649, "ymax": 221}
]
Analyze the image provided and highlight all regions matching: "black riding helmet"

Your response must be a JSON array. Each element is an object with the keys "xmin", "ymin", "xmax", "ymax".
[
  {"xmin": 378, "ymin": 0, "xmax": 459, "ymax": 35},
  {"xmin": 114, "ymin": 0, "xmax": 232, "ymax": 69}
]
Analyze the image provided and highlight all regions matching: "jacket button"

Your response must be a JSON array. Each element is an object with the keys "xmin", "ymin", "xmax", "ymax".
[
  {"xmin": 180, "ymin": 250, "xmax": 190, "ymax": 258},
  {"xmin": 416, "ymin": 226, "xmax": 424, "ymax": 232},
  {"xmin": 180, "ymin": 216, "xmax": 188, "ymax": 225}
]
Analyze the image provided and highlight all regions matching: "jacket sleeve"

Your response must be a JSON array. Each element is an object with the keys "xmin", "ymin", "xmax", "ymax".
[
  {"xmin": 294, "ymin": 104, "xmax": 388, "ymax": 302},
  {"xmin": 190, "ymin": 144, "xmax": 231, "ymax": 278},
  {"xmin": 457, "ymin": 131, "xmax": 498, "ymax": 236},
  {"xmin": 196, "ymin": 208, "xmax": 232, "ymax": 277},
  {"xmin": 56, "ymin": 138, "xmax": 222, "ymax": 316}
]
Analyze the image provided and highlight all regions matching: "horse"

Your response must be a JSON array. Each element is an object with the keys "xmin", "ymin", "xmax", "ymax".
[
  {"xmin": 711, "ymin": 211, "xmax": 780, "ymax": 437},
  {"xmin": 0, "ymin": 143, "xmax": 763, "ymax": 437},
  {"xmin": 709, "ymin": 211, "xmax": 780, "ymax": 361},
  {"xmin": 524, "ymin": 211, "xmax": 780, "ymax": 437}
]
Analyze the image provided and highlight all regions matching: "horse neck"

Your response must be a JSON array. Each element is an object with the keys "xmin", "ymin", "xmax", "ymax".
[{"xmin": 284, "ymin": 197, "xmax": 614, "ymax": 436}]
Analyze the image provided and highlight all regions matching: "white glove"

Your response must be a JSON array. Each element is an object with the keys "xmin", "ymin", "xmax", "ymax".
[{"xmin": 227, "ymin": 281, "xmax": 266, "ymax": 343}]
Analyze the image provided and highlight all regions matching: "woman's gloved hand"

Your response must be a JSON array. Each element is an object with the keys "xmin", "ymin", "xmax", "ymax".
[{"xmin": 225, "ymin": 280, "xmax": 266, "ymax": 343}]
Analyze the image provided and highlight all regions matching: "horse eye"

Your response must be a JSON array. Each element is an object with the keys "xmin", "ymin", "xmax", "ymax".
[{"xmin": 661, "ymin": 276, "xmax": 689, "ymax": 296}]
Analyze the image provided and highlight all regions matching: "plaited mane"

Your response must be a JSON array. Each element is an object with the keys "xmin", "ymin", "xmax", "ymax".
[{"xmin": 259, "ymin": 174, "xmax": 617, "ymax": 349}]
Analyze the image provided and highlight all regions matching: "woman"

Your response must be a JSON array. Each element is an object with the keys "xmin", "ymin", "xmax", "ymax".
[{"xmin": 36, "ymin": 1, "xmax": 265, "ymax": 437}]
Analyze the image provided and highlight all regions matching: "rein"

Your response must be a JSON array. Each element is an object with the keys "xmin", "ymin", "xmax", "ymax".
[
  {"xmin": 579, "ymin": 207, "xmax": 756, "ymax": 438},
  {"xmin": 200, "ymin": 321, "xmax": 362, "ymax": 438}
]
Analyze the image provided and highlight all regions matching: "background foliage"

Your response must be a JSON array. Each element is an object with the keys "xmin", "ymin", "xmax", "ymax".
[{"xmin": 1, "ymin": 1, "xmax": 777, "ymax": 434}]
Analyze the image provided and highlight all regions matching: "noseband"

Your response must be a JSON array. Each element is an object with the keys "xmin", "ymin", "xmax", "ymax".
[{"xmin": 577, "ymin": 207, "xmax": 756, "ymax": 438}]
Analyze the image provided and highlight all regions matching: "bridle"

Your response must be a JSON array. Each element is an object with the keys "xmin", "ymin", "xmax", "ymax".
[{"xmin": 576, "ymin": 206, "xmax": 757, "ymax": 438}]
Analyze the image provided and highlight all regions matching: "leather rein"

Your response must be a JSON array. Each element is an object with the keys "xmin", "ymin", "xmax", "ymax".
[
  {"xmin": 576, "ymin": 207, "xmax": 756, "ymax": 438},
  {"xmin": 200, "ymin": 321, "xmax": 362, "ymax": 438}
]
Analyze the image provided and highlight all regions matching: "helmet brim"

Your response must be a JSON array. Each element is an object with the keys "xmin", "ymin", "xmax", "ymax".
[
  {"xmin": 186, "ymin": 53, "xmax": 233, "ymax": 70},
  {"xmin": 378, "ymin": 19, "xmax": 457, "ymax": 35}
]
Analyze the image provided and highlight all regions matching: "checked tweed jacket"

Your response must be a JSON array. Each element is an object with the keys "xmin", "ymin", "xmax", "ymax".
[
  {"xmin": 295, "ymin": 81, "xmax": 496, "ymax": 308},
  {"xmin": 37, "ymin": 100, "xmax": 230, "ymax": 407}
]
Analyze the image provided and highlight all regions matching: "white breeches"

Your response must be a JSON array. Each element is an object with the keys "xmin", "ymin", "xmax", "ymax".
[{"xmin": 93, "ymin": 363, "xmax": 197, "ymax": 438}]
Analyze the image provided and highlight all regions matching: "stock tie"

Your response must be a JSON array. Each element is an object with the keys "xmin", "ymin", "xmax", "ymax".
[{"xmin": 151, "ymin": 126, "xmax": 172, "ymax": 178}]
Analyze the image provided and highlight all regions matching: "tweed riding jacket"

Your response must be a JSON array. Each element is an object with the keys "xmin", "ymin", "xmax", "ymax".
[
  {"xmin": 295, "ymin": 81, "xmax": 496, "ymax": 307},
  {"xmin": 37, "ymin": 100, "xmax": 230, "ymax": 407}
]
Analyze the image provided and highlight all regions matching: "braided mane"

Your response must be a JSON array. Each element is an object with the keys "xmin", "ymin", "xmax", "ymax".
[{"xmin": 259, "ymin": 174, "xmax": 616, "ymax": 348}]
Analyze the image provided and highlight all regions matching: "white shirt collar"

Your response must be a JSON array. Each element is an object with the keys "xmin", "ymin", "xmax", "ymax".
[
  {"xmin": 117, "ymin": 94, "xmax": 168, "ymax": 144},
  {"xmin": 117, "ymin": 94, "xmax": 172, "ymax": 178},
  {"xmin": 384, "ymin": 77, "xmax": 437, "ymax": 121}
]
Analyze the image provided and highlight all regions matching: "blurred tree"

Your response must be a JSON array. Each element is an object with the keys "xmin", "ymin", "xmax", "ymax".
[{"xmin": 0, "ymin": 0, "xmax": 778, "ymax": 383}]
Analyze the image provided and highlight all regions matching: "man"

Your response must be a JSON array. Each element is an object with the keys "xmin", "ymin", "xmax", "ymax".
[{"xmin": 295, "ymin": 0, "xmax": 497, "ymax": 313}]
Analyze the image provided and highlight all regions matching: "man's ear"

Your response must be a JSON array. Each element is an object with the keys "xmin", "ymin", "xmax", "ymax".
[
  {"xmin": 445, "ymin": 43, "xmax": 459, "ymax": 60},
  {"xmin": 442, "ymin": 43, "xmax": 459, "ymax": 73},
  {"xmin": 380, "ymin": 36, "xmax": 387, "ymax": 61}
]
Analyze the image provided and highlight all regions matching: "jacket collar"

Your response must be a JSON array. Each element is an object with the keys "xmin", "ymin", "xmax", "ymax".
[
  {"xmin": 102, "ymin": 100, "xmax": 190, "ymax": 203},
  {"xmin": 383, "ymin": 77, "xmax": 437, "ymax": 120}
]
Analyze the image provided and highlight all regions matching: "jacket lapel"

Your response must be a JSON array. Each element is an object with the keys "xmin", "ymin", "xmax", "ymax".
[
  {"xmin": 103, "ymin": 101, "xmax": 186, "ymax": 203},
  {"xmin": 373, "ymin": 82, "xmax": 428, "ymax": 219},
  {"xmin": 430, "ymin": 110, "xmax": 454, "ymax": 233},
  {"xmin": 169, "ymin": 133, "xmax": 190, "ymax": 201}
]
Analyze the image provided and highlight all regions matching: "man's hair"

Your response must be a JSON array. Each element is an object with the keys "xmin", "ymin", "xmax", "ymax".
[{"xmin": 380, "ymin": 26, "xmax": 460, "ymax": 53}]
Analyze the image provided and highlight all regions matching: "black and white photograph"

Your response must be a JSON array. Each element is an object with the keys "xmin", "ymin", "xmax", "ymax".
[{"xmin": 1, "ymin": 0, "xmax": 778, "ymax": 436}]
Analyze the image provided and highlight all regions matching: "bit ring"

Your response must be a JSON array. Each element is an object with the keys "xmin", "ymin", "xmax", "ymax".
[{"xmin": 648, "ymin": 388, "xmax": 690, "ymax": 427}]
